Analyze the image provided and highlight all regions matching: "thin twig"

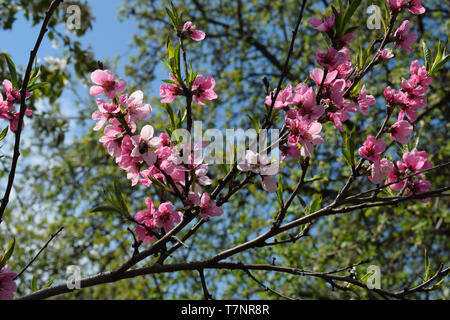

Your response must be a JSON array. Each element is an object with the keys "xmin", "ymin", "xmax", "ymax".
[{"xmin": 14, "ymin": 226, "xmax": 64, "ymax": 280}]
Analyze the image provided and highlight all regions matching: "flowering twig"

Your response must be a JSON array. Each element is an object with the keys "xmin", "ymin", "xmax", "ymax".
[{"xmin": 0, "ymin": 0, "xmax": 64, "ymax": 224}]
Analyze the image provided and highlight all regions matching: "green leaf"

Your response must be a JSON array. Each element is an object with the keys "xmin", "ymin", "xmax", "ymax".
[
  {"xmin": 342, "ymin": 0, "xmax": 362, "ymax": 35},
  {"xmin": 0, "ymin": 239, "xmax": 15, "ymax": 269},
  {"xmin": 43, "ymin": 275, "xmax": 56, "ymax": 289},
  {"xmin": 27, "ymin": 82, "xmax": 48, "ymax": 92},
  {"xmin": 422, "ymin": 41, "xmax": 432, "ymax": 70},
  {"xmin": 276, "ymin": 175, "xmax": 283, "ymax": 206},
  {"xmin": 0, "ymin": 126, "xmax": 8, "ymax": 142},
  {"xmin": 164, "ymin": 103, "xmax": 176, "ymax": 128},
  {"xmin": 32, "ymin": 275, "xmax": 38, "ymax": 292},
  {"xmin": 435, "ymin": 273, "xmax": 449, "ymax": 288},
  {"xmin": 309, "ymin": 194, "xmax": 322, "ymax": 213},
  {"xmin": 247, "ymin": 113, "xmax": 260, "ymax": 134},
  {"xmin": 167, "ymin": 41, "xmax": 175, "ymax": 60},
  {"xmin": 148, "ymin": 176, "xmax": 172, "ymax": 192},
  {"xmin": 359, "ymin": 270, "xmax": 374, "ymax": 283},
  {"xmin": 305, "ymin": 175, "xmax": 323, "ymax": 183},
  {"xmin": 331, "ymin": 6, "xmax": 341, "ymax": 35},
  {"xmin": 113, "ymin": 180, "xmax": 129, "ymax": 216},
  {"xmin": 165, "ymin": 7, "xmax": 177, "ymax": 27},
  {"xmin": 297, "ymin": 195, "xmax": 308, "ymax": 210},
  {"xmin": 424, "ymin": 248, "xmax": 431, "ymax": 281},
  {"xmin": 1, "ymin": 53, "xmax": 18, "ymax": 88},
  {"xmin": 162, "ymin": 59, "xmax": 173, "ymax": 72}
]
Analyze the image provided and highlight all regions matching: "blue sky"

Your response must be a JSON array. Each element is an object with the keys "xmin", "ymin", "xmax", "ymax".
[{"xmin": 0, "ymin": 0, "xmax": 135, "ymax": 74}]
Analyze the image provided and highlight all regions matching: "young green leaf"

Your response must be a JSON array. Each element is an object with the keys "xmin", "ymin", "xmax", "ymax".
[
  {"xmin": 342, "ymin": 0, "xmax": 362, "ymax": 34},
  {"xmin": 1, "ymin": 53, "xmax": 18, "ymax": 88},
  {"xmin": 0, "ymin": 126, "xmax": 8, "ymax": 142},
  {"xmin": 0, "ymin": 239, "xmax": 16, "ymax": 269},
  {"xmin": 309, "ymin": 194, "xmax": 322, "ymax": 213},
  {"xmin": 31, "ymin": 275, "xmax": 38, "ymax": 292},
  {"xmin": 27, "ymin": 82, "xmax": 48, "ymax": 92}
]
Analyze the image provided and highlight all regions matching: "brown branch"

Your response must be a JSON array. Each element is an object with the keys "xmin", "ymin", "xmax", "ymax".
[
  {"xmin": 18, "ymin": 260, "xmax": 448, "ymax": 300},
  {"xmin": 198, "ymin": 269, "xmax": 213, "ymax": 300}
]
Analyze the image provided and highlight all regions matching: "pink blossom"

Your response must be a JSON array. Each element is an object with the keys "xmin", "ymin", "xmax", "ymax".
[
  {"xmin": 90, "ymin": 69, "xmax": 127, "ymax": 99},
  {"xmin": 386, "ymin": 0, "xmax": 405, "ymax": 12},
  {"xmin": 192, "ymin": 75, "xmax": 218, "ymax": 105},
  {"xmin": 153, "ymin": 202, "xmax": 183, "ymax": 232},
  {"xmin": 2, "ymin": 79, "xmax": 31, "ymax": 103},
  {"xmin": 388, "ymin": 119, "xmax": 413, "ymax": 144},
  {"xmin": 339, "ymin": 31, "xmax": 355, "ymax": 48},
  {"xmin": 387, "ymin": 149, "xmax": 432, "ymax": 194},
  {"xmin": 9, "ymin": 109, "xmax": 33, "ymax": 132},
  {"xmin": 199, "ymin": 192, "xmax": 223, "ymax": 218},
  {"xmin": 330, "ymin": 48, "xmax": 353, "ymax": 78},
  {"xmin": 126, "ymin": 90, "xmax": 152, "ymax": 122},
  {"xmin": 261, "ymin": 175, "xmax": 278, "ymax": 193},
  {"xmin": 316, "ymin": 47, "xmax": 346, "ymax": 69},
  {"xmin": 357, "ymin": 85, "xmax": 375, "ymax": 115},
  {"xmin": 183, "ymin": 21, "xmax": 206, "ymax": 41},
  {"xmin": 358, "ymin": 136, "xmax": 386, "ymax": 163},
  {"xmin": 407, "ymin": 179, "xmax": 431, "ymax": 202},
  {"xmin": 387, "ymin": 167, "xmax": 405, "ymax": 191},
  {"xmin": 99, "ymin": 124, "xmax": 123, "ymax": 159},
  {"xmin": 309, "ymin": 15, "xmax": 335, "ymax": 32},
  {"xmin": 384, "ymin": 86, "xmax": 407, "ymax": 106},
  {"xmin": 327, "ymin": 110, "xmax": 351, "ymax": 132},
  {"xmin": 237, "ymin": 150, "xmax": 279, "ymax": 192},
  {"xmin": 134, "ymin": 198, "xmax": 157, "ymax": 243},
  {"xmin": 160, "ymin": 74, "xmax": 183, "ymax": 103},
  {"xmin": 378, "ymin": 49, "xmax": 394, "ymax": 60},
  {"xmin": 387, "ymin": 0, "xmax": 425, "ymax": 15},
  {"xmin": 408, "ymin": 60, "xmax": 433, "ymax": 91},
  {"xmin": 394, "ymin": 20, "xmax": 418, "ymax": 52},
  {"xmin": 286, "ymin": 116, "xmax": 324, "ymax": 158},
  {"xmin": 280, "ymin": 144, "xmax": 301, "ymax": 160},
  {"xmin": 118, "ymin": 134, "xmax": 137, "ymax": 169},
  {"xmin": 0, "ymin": 262, "xmax": 16, "ymax": 300},
  {"xmin": 398, "ymin": 148, "xmax": 432, "ymax": 174},
  {"xmin": 290, "ymin": 85, "xmax": 324, "ymax": 120},
  {"xmin": 310, "ymin": 68, "xmax": 338, "ymax": 87},
  {"xmin": 131, "ymin": 125, "xmax": 159, "ymax": 166},
  {"xmin": 369, "ymin": 158, "xmax": 394, "ymax": 184},
  {"xmin": 407, "ymin": 0, "xmax": 426, "ymax": 15},
  {"xmin": 266, "ymin": 84, "xmax": 293, "ymax": 110},
  {"xmin": 92, "ymin": 98, "xmax": 121, "ymax": 131}
]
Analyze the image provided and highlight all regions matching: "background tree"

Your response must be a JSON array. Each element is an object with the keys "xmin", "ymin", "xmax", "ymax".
[{"xmin": 0, "ymin": 0, "xmax": 448, "ymax": 299}]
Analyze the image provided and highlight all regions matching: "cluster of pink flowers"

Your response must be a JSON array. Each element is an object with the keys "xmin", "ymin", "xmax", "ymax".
[
  {"xmin": 262, "ymin": 13, "xmax": 379, "ymax": 161},
  {"xmin": 388, "ymin": 149, "xmax": 432, "ymax": 201},
  {"xmin": 265, "ymin": 82, "xmax": 326, "ymax": 159},
  {"xmin": 90, "ymin": 66, "xmax": 222, "ymax": 243},
  {"xmin": 386, "ymin": 0, "xmax": 425, "ymax": 15},
  {"xmin": 0, "ymin": 80, "xmax": 33, "ymax": 132},
  {"xmin": 0, "ymin": 255, "xmax": 16, "ymax": 300},
  {"xmin": 308, "ymin": 14, "xmax": 354, "ymax": 48},
  {"xmin": 134, "ymin": 198, "xmax": 183, "ymax": 242},
  {"xmin": 357, "ymin": 60, "xmax": 433, "ymax": 195},
  {"xmin": 237, "ymin": 150, "xmax": 278, "ymax": 193},
  {"xmin": 159, "ymin": 74, "xmax": 217, "ymax": 105},
  {"xmin": 385, "ymin": 60, "xmax": 433, "ymax": 123},
  {"xmin": 358, "ymin": 136, "xmax": 394, "ymax": 185}
]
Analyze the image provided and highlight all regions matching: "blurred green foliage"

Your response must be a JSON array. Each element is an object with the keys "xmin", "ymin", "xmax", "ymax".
[{"xmin": 0, "ymin": 0, "xmax": 448, "ymax": 299}]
